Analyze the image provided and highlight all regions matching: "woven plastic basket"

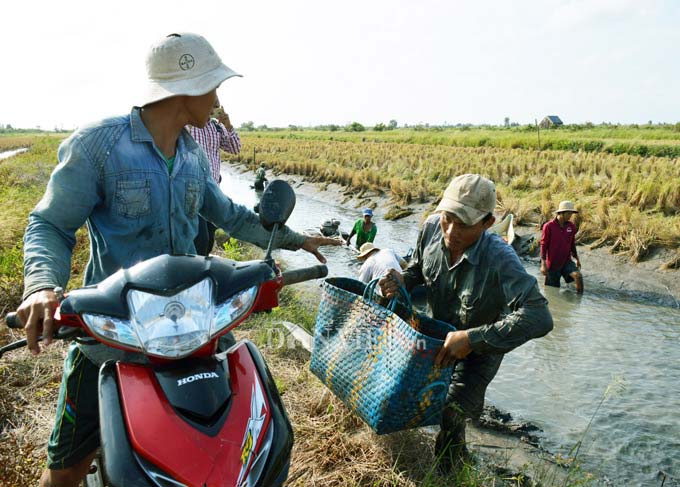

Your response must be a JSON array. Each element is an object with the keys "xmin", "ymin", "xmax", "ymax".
[{"xmin": 310, "ymin": 277, "xmax": 456, "ymax": 435}]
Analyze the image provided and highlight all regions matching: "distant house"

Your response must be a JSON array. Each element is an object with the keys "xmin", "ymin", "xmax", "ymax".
[{"xmin": 540, "ymin": 115, "xmax": 563, "ymax": 129}]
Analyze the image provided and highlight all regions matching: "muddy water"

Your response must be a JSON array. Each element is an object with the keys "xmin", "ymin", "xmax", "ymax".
[{"xmin": 221, "ymin": 165, "xmax": 680, "ymax": 486}]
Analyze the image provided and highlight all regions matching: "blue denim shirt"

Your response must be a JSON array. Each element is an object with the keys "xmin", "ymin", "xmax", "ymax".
[
  {"xmin": 403, "ymin": 214, "xmax": 553, "ymax": 355},
  {"xmin": 23, "ymin": 108, "xmax": 305, "ymax": 299}
]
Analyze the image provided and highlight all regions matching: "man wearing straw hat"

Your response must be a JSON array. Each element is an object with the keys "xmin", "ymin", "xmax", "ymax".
[
  {"xmin": 379, "ymin": 174, "xmax": 553, "ymax": 473},
  {"xmin": 356, "ymin": 242, "xmax": 407, "ymax": 284},
  {"xmin": 540, "ymin": 200, "xmax": 584, "ymax": 293},
  {"xmin": 14, "ymin": 32, "xmax": 341, "ymax": 487}
]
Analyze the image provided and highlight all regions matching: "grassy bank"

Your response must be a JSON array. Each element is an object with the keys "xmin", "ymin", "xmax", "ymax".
[
  {"xmin": 0, "ymin": 135, "xmax": 70, "ymax": 314},
  {"xmin": 236, "ymin": 131, "xmax": 680, "ymax": 264}
]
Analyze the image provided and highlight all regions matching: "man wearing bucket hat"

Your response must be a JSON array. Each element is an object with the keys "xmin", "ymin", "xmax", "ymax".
[
  {"xmin": 345, "ymin": 207, "xmax": 377, "ymax": 249},
  {"xmin": 540, "ymin": 200, "xmax": 583, "ymax": 293},
  {"xmin": 14, "ymin": 32, "xmax": 340, "ymax": 487},
  {"xmin": 379, "ymin": 174, "xmax": 553, "ymax": 473},
  {"xmin": 356, "ymin": 242, "xmax": 407, "ymax": 284}
]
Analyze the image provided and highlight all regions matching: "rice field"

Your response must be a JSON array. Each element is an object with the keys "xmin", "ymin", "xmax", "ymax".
[
  {"xmin": 247, "ymin": 124, "xmax": 680, "ymax": 157},
  {"xmin": 234, "ymin": 131, "xmax": 680, "ymax": 263},
  {"xmin": 1, "ymin": 130, "xmax": 679, "ymax": 266}
]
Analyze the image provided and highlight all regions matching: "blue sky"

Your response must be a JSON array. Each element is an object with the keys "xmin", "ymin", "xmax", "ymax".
[{"xmin": 2, "ymin": 0, "xmax": 678, "ymax": 130}]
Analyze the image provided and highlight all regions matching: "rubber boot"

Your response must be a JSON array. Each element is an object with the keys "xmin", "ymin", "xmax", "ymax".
[{"xmin": 434, "ymin": 407, "xmax": 470, "ymax": 474}]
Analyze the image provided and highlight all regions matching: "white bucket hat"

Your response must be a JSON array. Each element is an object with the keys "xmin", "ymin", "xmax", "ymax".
[
  {"xmin": 141, "ymin": 33, "xmax": 241, "ymax": 106},
  {"xmin": 435, "ymin": 174, "xmax": 497, "ymax": 225}
]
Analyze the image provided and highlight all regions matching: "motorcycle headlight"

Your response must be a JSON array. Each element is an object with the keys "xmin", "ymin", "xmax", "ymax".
[
  {"xmin": 213, "ymin": 286, "xmax": 258, "ymax": 336},
  {"xmin": 82, "ymin": 281, "xmax": 258, "ymax": 359},
  {"xmin": 126, "ymin": 278, "xmax": 214, "ymax": 359},
  {"xmin": 82, "ymin": 314, "xmax": 142, "ymax": 351}
]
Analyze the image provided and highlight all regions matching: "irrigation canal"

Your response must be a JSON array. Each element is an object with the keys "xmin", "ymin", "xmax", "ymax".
[{"xmin": 221, "ymin": 163, "xmax": 680, "ymax": 486}]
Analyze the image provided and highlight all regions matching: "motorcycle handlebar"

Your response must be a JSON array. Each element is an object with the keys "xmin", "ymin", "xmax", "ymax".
[
  {"xmin": 1, "ymin": 312, "xmax": 83, "ymax": 358},
  {"xmin": 281, "ymin": 265, "xmax": 328, "ymax": 286},
  {"xmin": 5, "ymin": 312, "xmax": 22, "ymax": 329}
]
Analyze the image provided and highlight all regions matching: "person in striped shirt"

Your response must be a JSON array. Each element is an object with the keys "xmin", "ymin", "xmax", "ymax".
[{"xmin": 186, "ymin": 97, "xmax": 241, "ymax": 255}]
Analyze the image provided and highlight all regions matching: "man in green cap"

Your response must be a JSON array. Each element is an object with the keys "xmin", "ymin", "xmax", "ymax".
[{"xmin": 254, "ymin": 163, "xmax": 268, "ymax": 190}]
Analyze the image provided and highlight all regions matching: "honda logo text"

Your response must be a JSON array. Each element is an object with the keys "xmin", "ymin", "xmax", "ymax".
[{"xmin": 177, "ymin": 372, "xmax": 219, "ymax": 387}]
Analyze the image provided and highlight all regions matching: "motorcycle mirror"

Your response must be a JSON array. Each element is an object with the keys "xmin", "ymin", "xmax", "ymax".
[{"xmin": 258, "ymin": 180, "xmax": 296, "ymax": 230}]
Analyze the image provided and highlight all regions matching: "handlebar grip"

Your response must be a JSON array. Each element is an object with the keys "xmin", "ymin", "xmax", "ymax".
[
  {"xmin": 281, "ymin": 265, "xmax": 328, "ymax": 286},
  {"xmin": 5, "ymin": 312, "xmax": 23, "ymax": 329}
]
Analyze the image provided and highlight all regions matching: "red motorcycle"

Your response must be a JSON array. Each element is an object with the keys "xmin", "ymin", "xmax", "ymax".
[{"xmin": 3, "ymin": 180, "xmax": 327, "ymax": 487}]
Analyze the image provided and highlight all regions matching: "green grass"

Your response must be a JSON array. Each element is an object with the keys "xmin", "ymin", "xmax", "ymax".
[
  {"xmin": 0, "ymin": 135, "xmax": 68, "ymax": 312},
  {"xmin": 244, "ymin": 124, "xmax": 680, "ymax": 158}
]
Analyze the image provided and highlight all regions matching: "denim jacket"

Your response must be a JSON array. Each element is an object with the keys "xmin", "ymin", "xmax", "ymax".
[
  {"xmin": 23, "ymin": 108, "xmax": 305, "ymax": 299},
  {"xmin": 403, "ymin": 214, "xmax": 553, "ymax": 355}
]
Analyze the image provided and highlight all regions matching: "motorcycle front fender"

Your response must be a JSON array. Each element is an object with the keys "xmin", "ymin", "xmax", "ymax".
[{"xmin": 98, "ymin": 361, "xmax": 157, "ymax": 487}]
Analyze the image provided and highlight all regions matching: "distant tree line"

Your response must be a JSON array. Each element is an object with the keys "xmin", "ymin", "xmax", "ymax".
[
  {"xmin": 239, "ymin": 119, "xmax": 401, "ymax": 132},
  {"xmin": 238, "ymin": 120, "xmax": 680, "ymax": 133},
  {"xmin": 0, "ymin": 124, "xmax": 70, "ymax": 134}
]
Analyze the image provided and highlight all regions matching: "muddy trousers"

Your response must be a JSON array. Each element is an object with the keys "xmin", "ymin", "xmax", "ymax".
[{"xmin": 435, "ymin": 352, "xmax": 504, "ymax": 471}]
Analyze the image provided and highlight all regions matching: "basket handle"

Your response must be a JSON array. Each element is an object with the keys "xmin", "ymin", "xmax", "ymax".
[{"xmin": 363, "ymin": 278, "xmax": 412, "ymax": 313}]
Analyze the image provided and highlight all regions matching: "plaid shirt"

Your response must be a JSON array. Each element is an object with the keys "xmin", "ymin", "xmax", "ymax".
[{"xmin": 186, "ymin": 120, "xmax": 241, "ymax": 182}]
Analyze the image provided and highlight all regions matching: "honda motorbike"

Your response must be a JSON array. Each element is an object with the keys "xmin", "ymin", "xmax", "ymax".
[{"xmin": 2, "ymin": 180, "xmax": 327, "ymax": 487}]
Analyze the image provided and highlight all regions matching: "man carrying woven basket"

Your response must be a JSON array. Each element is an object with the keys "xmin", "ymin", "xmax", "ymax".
[{"xmin": 379, "ymin": 174, "xmax": 554, "ymax": 473}]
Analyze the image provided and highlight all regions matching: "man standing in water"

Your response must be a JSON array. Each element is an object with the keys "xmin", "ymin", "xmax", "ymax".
[
  {"xmin": 379, "ymin": 174, "xmax": 553, "ymax": 473},
  {"xmin": 345, "ymin": 207, "xmax": 377, "ymax": 249},
  {"xmin": 540, "ymin": 200, "xmax": 584, "ymax": 293},
  {"xmin": 254, "ymin": 163, "xmax": 268, "ymax": 190},
  {"xmin": 14, "ymin": 32, "xmax": 340, "ymax": 487}
]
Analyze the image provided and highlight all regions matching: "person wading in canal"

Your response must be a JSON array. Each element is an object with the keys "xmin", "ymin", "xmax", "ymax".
[
  {"xmin": 254, "ymin": 163, "xmax": 268, "ymax": 190},
  {"xmin": 356, "ymin": 242, "xmax": 407, "ymax": 284},
  {"xmin": 345, "ymin": 207, "xmax": 377, "ymax": 249},
  {"xmin": 12, "ymin": 32, "xmax": 341, "ymax": 487},
  {"xmin": 540, "ymin": 200, "xmax": 584, "ymax": 293},
  {"xmin": 379, "ymin": 173, "xmax": 553, "ymax": 474}
]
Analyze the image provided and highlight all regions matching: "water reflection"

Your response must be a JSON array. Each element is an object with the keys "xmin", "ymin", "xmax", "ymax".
[{"xmin": 220, "ymin": 164, "xmax": 680, "ymax": 485}]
